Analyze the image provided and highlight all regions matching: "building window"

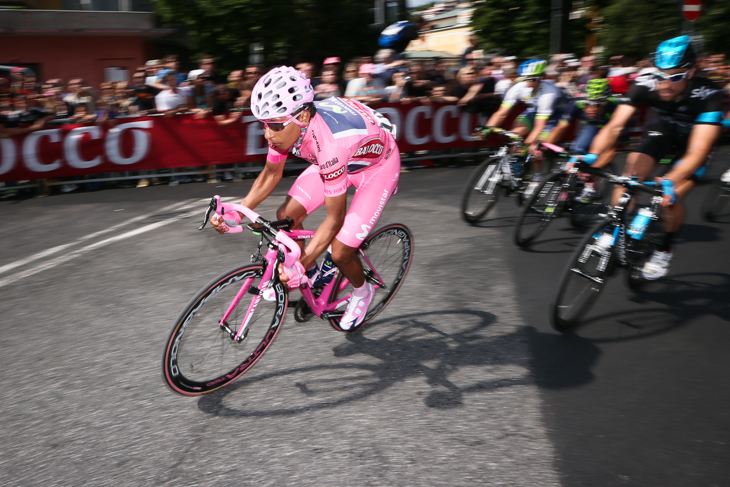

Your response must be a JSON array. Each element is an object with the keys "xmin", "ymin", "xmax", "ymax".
[{"xmin": 104, "ymin": 66, "xmax": 129, "ymax": 82}]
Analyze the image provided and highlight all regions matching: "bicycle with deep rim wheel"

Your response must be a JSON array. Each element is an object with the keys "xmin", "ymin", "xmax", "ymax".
[
  {"xmin": 460, "ymin": 127, "xmax": 533, "ymax": 224},
  {"xmin": 550, "ymin": 163, "xmax": 665, "ymax": 332},
  {"xmin": 162, "ymin": 195, "xmax": 414, "ymax": 396},
  {"xmin": 513, "ymin": 143, "xmax": 608, "ymax": 248}
]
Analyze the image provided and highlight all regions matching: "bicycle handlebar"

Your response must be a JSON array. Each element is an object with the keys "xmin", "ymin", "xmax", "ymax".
[
  {"xmin": 538, "ymin": 142, "xmax": 569, "ymax": 157},
  {"xmin": 575, "ymin": 162, "xmax": 661, "ymax": 195},
  {"xmin": 472, "ymin": 126, "xmax": 524, "ymax": 142},
  {"xmin": 200, "ymin": 195, "xmax": 302, "ymax": 268}
]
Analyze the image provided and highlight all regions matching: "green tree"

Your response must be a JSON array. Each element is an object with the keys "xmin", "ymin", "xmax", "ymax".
[
  {"xmin": 154, "ymin": 0, "xmax": 378, "ymax": 72},
  {"xmin": 599, "ymin": 0, "xmax": 683, "ymax": 60},
  {"xmin": 696, "ymin": 0, "xmax": 730, "ymax": 56},
  {"xmin": 470, "ymin": 0, "xmax": 552, "ymax": 59}
]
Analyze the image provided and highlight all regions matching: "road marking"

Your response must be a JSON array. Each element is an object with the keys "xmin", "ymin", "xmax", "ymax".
[
  {"xmin": 0, "ymin": 200, "xmax": 197, "ymax": 277},
  {"xmin": 0, "ymin": 197, "xmax": 238, "ymax": 288}
]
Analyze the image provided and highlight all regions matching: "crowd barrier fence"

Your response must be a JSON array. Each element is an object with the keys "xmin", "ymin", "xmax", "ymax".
[{"xmin": 0, "ymin": 100, "xmax": 648, "ymax": 193}]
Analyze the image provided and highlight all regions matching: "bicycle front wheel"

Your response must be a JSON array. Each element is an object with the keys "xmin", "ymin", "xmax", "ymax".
[
  {"xmin": 514, "ymin": 172, "xmax": 567, "ymax": 247},
  {"xmin": 163, "ymin": 263, "xmax": 288, "ymax": 395},
  {"xmin": 328, "ymin": 224, "xmax": 414, "ymax": 331},
  {"xmin": 551, "ymin": 218, "xmax": 614, "ymax": 332},
  {"xmin": 460, "ymin": 159, "xmax": 502, "ymax": 224}
]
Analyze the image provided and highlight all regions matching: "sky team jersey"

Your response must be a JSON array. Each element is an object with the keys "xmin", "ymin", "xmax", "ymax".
[
  {"xmin": 266, "ymin": 97, "xmax": 397, "ymax": 198},
  {"xmin": 560, "ymin": 97, "xmax": 626, "ymax": 128},
  {"xmin": 500, "ymin": 79, "xmax": 566, "ymax": 119},
  {"xmin": 627, "ymin": 74, "xmax": 724, "ymax": 138}
]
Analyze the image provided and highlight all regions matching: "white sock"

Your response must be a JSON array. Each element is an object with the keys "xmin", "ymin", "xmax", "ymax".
[{"xmin": 353, "ymin": 283, "xmax": 371, "ymax": 298}]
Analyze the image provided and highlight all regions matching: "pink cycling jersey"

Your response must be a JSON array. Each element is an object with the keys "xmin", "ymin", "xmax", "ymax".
[{"xmin": 266, "ymin": 97, "xmax": 401, "ymax": 247}]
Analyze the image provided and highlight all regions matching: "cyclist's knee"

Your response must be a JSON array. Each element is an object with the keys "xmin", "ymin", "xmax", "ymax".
[
  {"xmin": 624, "ymin": 152, "xmax": 656, "ymax": 178},
  {"xmin": 330, "ymin": 240, "xmax": 357, "ymax": 266},
  {"xmin": 276, "ymin": 197, "xmax": 307, "ymax": 225}
]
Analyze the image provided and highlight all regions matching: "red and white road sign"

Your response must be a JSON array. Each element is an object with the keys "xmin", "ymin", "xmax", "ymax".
[{"xmin": 682, "ymin": 0, "xmax": 701, "ymax": 22}]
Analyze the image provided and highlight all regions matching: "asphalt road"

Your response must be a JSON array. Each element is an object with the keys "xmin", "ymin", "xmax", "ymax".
[{"xmin": 1, "ymin": 153, "xmax": 728, "ymax": 486}]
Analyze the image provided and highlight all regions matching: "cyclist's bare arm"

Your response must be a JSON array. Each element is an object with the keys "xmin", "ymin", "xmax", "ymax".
[
  {"xmin": 210, "ymin": 159, "xmax": 285, "ymax": 233},
  {"xmin": 486, "ymin": 103, "xmax": 511, "ymax": 128},
  {"xmin": 298, "ymin": 193, "xmax": 347, "ymax": 271},
  {"xmin": 668, "ymin": 123, "xmax": 721, "ymax": 185},
  {"xmin": 543, "ymin": 120, "xmax": 570, "ymax": 145},
  {"xmin": 587, "ymin": 104, "xmax": 637, "ymax": 167},
  {"xmin": 525, "ymin": 117, "xmax": 548, "ymax": 147},
  {"xmin": 241, "ymin": 159, "xmax": 286, "ymax": 210}
]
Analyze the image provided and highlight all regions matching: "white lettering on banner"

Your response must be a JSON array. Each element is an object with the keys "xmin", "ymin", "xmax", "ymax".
[
  {"xmin": 106, "ymin": 120, "xmax": 153, "ymax": 165},
  {"xmin": 373, "ymin": 107, "xmax": 401, "ymax": 140},
  {"xmin": 433, "ymin": 105, "xmax": 461, "ymax": 144},
  {"xmin": 0, "ymin": 138, "xmax": 16, "ymax": 175},
  {"xmin": 244, "ymin": 115, "xmax": 268, "ymax": 156},
  {"xmin": 405, "ymin": 106, "xmax": 431, "ymax": 145},
  {"xmin": 460, "ymin": 112, "xmax": 488, "ymax": 141},
  {"xmin": 65, "ymin": 126, "xmax": 102, "ymax": 169},
  {"xmin": 376, "ymin": 105, "xmax": 486, "ymax": 147},
  {"xmin": 24, "ymin": 129, "xmax": 62, "ymax": 172}
]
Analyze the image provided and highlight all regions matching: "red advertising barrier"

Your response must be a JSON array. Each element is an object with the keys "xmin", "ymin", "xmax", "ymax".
[{"xmin": 0, "ymin": 102, "xmax": 506, "ymax": 183}]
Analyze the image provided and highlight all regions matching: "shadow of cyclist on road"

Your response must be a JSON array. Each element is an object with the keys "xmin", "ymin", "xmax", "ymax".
[{"xmin": 197, "ymin": 310, "xmax": 599, "ymax": 417}]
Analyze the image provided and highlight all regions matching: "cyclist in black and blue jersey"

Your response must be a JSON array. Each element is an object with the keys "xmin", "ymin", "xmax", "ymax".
[
  {"xmin": 574, "ymin": 35, "xmax": 724, "ymax": 280},
  {"xmin": 544, "ymin": 78, "xmax": 626, "ymax": 201}
]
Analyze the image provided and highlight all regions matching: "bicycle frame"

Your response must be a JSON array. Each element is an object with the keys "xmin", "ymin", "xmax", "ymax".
[
  {"xmin": 202, "ymin": 195, "xmax": 386, "ymax": 341},
  {"xmin": 580, "ymin": 165, "xmax": 664, "ymax": 270}
]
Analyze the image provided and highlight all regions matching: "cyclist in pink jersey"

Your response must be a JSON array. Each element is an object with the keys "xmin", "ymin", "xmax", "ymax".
[{"xmin": 211, "ymin": 66, "xmax": 401, "ymax": 330}]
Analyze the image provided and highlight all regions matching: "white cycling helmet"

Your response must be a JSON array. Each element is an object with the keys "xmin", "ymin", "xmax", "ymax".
[{"xmin": 250, "ymin": 66, "xmax": 315, "ymax": 120}]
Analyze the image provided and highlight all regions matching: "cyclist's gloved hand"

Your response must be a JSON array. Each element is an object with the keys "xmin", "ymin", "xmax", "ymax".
[
  {"xmin": 211, "ymin": 211, "xmax": 241, "ymax": 234},
  {"xmin": 281, "ymin": 261, "xmax": 309, "ymax": 290},
  {"xmin": 579, "ymin": 153, "xmax": 599, "ymax": 165},
  {"xmin": 472, "ymin": 126, "xmax": 495, "ymax": 140},
  {"xmin": 661, "ymin": 178, "xmax": 677, "ymax": 205},
  {"xmin": 222, "ymin": 210, "xmax": 242, "ymax": 227}
]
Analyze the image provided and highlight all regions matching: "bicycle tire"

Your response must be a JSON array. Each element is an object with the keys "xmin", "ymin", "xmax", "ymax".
[
  {"xmin": 328, "ymin": 223, "xmax": 414, "ymax": 332},
  {"xmin": 551, "ymin": 218, "xmax": 614, "ymax": 332},
  {"xmin": 701, "ymin": 181, "xmax": 730, "ymax": 222},
  {"xmin": 514, "ymin": 171, "xmax": 566, "ymax": 247},
  {"xmin": 460, "ymin": 159, "xmax": 502, "ymax": 224},
  {"xmin": 163, "ymin": 263, "xmax": 288, "ymax": 395}
]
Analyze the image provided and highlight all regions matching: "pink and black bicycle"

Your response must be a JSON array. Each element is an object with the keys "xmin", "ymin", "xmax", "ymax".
[{"xmin": 163, "ymin": 196, "xmax": 414, "ymax": 396}]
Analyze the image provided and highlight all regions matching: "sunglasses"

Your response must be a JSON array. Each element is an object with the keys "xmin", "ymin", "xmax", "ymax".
[
  {"xmin": 585, "ymin": 100, "xmax": 604, "ymax": 106},
  {"xmin": 653, "ymin": 70, "xmax": 690, "ymax": 83},
  {"xmin": 523, "ymin": 77, "xmax": 540, "ymax": 82},
  {"xmin": 246, "ymin": 71, "xmax": 260, "ymax": 75},
  {"xmin": 259, "ymin": 108, "xmax": 306, "ymax": 132}
]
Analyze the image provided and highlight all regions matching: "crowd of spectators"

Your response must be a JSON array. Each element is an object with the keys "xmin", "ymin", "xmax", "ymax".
[{"xmin": 2, "ymin": 48, "xmax": 730, "ymax": 195}]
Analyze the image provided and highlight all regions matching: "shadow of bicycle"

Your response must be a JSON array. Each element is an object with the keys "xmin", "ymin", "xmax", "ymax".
[
  {"xmin": 559, "ymin": 271, "xmax": 730, "ymax": 343},
  {"xmin": 197, "ymin": 309, "xmax": 593, "ymax": 417}
]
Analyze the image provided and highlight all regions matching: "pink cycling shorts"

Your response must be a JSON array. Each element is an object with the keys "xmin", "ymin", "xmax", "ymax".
[{"xmin": 288, "ymin": 150, "xmax": 401, "ymax": 248}]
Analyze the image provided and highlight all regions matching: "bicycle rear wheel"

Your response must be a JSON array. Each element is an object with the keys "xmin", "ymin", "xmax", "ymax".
[
  {"xmin": 551, "ymin": 218, "xmax": 615, "ymax": 332},
  {"xmin": 514, "ymin": 172, "xmax": 567, "ymax": 247},
  {"xmin": 460, "ymin": 159, "xmax": 502, "ymax": 224},
  {"xmin": 163, "ymin": 263, "xmax": 288, "ymax": 395},
  {"xmin": 701, "ymin": 181, "xmax": 730, "ymax": 222},
  {"xmin": 328, "ymin": 224, "xmax": 414, "ymax": 331}
]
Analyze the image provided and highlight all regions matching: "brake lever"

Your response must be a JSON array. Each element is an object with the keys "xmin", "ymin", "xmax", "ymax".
[{"xmin": 199, "ymin": 195, "xmax": 220, "ymax": 230}]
